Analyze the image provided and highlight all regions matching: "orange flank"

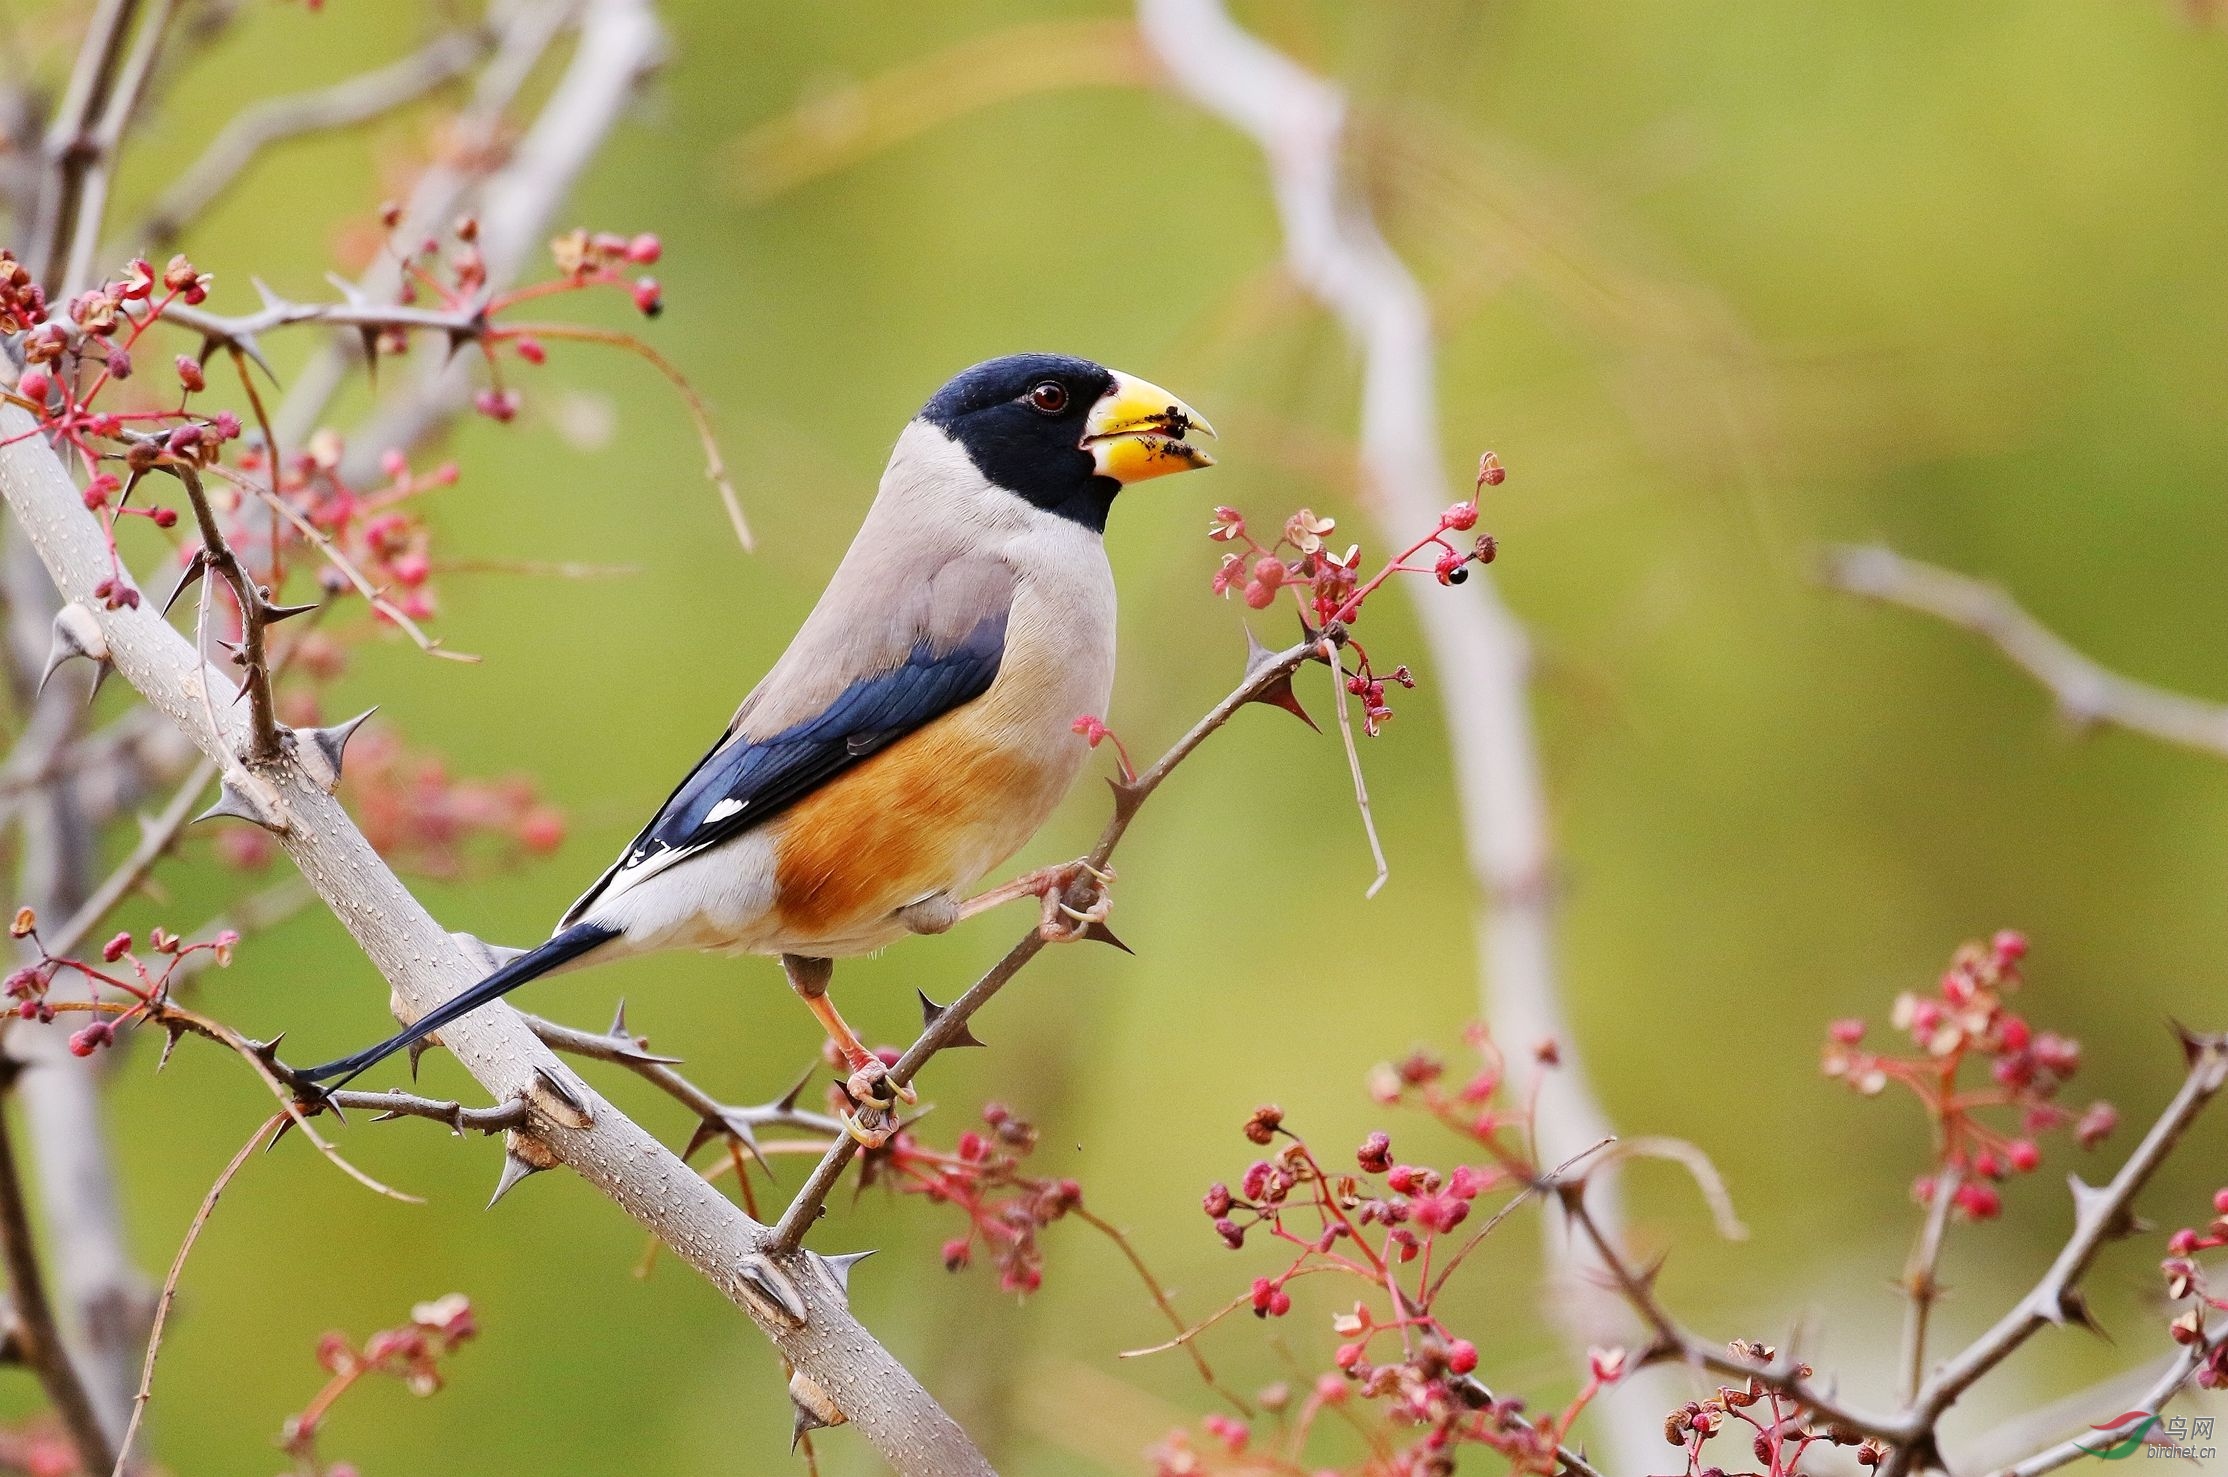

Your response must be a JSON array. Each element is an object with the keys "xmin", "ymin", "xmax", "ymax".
[{"xmin": 771, "ymin": 707, "xmax": 1047, "ymax": 943}]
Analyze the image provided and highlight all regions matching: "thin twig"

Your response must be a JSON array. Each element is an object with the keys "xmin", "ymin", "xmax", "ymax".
[
  {"xmin": 1898, "ymin": 1163, "xmax": 1961, "ymax": 1405},
  {"xmin": 165, "ymin": 456, "xmax": 279, "ymax": 760},
  {"xmin": 1562, "ymin": 1187, "xmax": 1917, "ymax": 1444},
  {"xmin": 108, "ymin": 1112, "xmax": 279, "ymax": 1477},
  {"xmin": 1326, "ymin": 650, "xmax": 1388, "ymax": 898},
  {"xmin": 1824, "ymin": 543, "xmax": 2228, "ymax": 758},
  {"xmin": 522, "ymin": 1008, "xmax": 844, "ymax": 1144},
  {"xmin": 1072, "ymin": 1204, "xmax": 1251, "ymax": 1416}
]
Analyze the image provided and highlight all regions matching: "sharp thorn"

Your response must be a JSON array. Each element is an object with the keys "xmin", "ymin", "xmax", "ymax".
[
  {"xmin": 817, "ymin": 1248, "xmax": 875, "ymax": 1298},
  {"xmin": 1242, "ymin": 622, "xmax": 1277, "ymax": 677},
  {"xmin": 262, "ymin": 598, "xmax": 320, "ymax": 625},
  {"xmin": 787, "ymin": 1370, "xmax": 844, "ymax": 1447},
  {"xmin": 607, "ymin": 998, "xmax": 630, "ymax": 1040},
  {"xmin": 773, "ymin": 1065, "xmax": 815, "ymax": 1115},
  {"xmin": 266, "ymin": 1115, "xmax": 297, "ymax": 1152},
  {"xmin": 38, "ymin": 602, "xmax": 109, "ymax": 694},
  {"xmin": 916, "ymin": 989, "xmax": 984, "ymax": 1047},
  {"xmin": 408, "ymin": 1035, "xmax": 431, "ymax": 1080},
  {"xmin": 159, "ymin": 553, "xmax": 209, "ymax": 617},
  {"xmin": 682, "ymin": 1117, "xmax": 719, "ymax": 1161},
  {"xmin": 1082, "ymin": 920, "xmax": 1134, "ymax": 954},
  {"xmin": 325, "ymin": 272, "xmax": 370, "ymax": 306},
  {"xmin": 293, "ymin": 707, "xmax": 376, "ymax": 793},
  {"xmin": 487, "ymin": 1148, "xmax": 544, "ymax": 1208},
  {"xmin": 155, "ymin": 1022, "xmax": 185, "ymax": 1071},
  {"xmin": 232, "ymin": 333, "xmax": 274, "ymax": 382},
  {"xmin": 1105, "ymin": 775, "xmax": 1147, "ymax": 822},
  {"xmin": 356, "ymin": 326, "xmax": 380, "ymax": 385},
  {"xmin": 1246, "ymin": 668, "xmax": 1317, "ymax": 730},
  {"xmin": 193, "ymin": 776, "xmax": 287, "ymax": 834},
  {"xmin": 488, "ymin": 1131, "xmax": 557, "ymax": 1208},
  {"xmin": 443, "ymin": 327, "xmax": 474, "ymax": 362},
  {"xmin": 251, "ymin": 276, "xmax": 284, "ymax": 313},
  {"xmin": 610, "ymin": 1045, "xmax": 684, "ymax": 1066},
  {"xmin": 86, "ymin": 658, "xmax": 113, "ymax": 704}
]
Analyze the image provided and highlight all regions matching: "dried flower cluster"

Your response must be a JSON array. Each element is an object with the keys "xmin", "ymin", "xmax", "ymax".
[
  {"xmin": 1663, "ymin": 1342, "xmax": 1882, "ymax": 1476},
  {"xmin": 1819, "ymin": 931, "xmax": 2115, "ymax": 1220},
  {"xmin": 2162, "ymin": 1186, "xmax": 2228, "ymax": 1390}
]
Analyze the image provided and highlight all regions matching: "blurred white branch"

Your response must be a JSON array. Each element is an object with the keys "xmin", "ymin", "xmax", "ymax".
[
  {"xmin": 1133, "ymin": 2, "xmax": 1668, "ymax": 1463},
  {"xmin": 1825, "ymin": 542, "xmax": 2228, "ymax": 757}
]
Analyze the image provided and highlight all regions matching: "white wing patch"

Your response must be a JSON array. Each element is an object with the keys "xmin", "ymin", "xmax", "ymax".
[{"xmin": 705, "ymin": 798, "xmax": 746, "ymax": 824}]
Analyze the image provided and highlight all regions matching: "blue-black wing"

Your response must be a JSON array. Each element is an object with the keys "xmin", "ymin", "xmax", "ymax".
[{"xmin": 561, "ymin": 608, "xmax": 1007, "ymax": 925}]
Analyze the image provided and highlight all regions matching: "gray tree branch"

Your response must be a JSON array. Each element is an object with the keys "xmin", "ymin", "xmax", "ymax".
[{"xmin": 0, "ymin": 401, "xmax": 996, "ymax": 1474}]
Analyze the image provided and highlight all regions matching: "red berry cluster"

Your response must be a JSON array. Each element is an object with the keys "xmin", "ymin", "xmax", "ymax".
[
  {"xmin": 855, "ymin": 1098, "xmax": 1080, "ymax": 1297},
  {"xmin": 1206, "ymin": 455, "xmax": 1502, "ymax": 736},
  {"xmin": 1169, "ymin": 1032, "xmax": 1618, "ymax": 1475},
  {"xmin": 3, "ymin": 906, "xmax": 237, "ymax": 1050},
  {"xmin": 2163, "ymin": 1187, "xmax": 2228, "ymax": 1390},
  {"xmin": 1664, "ymin": 1342, "xmax": 1882, "ymax": 1476},
  {"xmin": 285, "ymin": 1295, "xmax": 478, "ymax": 1471},
  {"xmin": 1819, "ymin": 932, "xmax": 2114, "ymax": 1219}
]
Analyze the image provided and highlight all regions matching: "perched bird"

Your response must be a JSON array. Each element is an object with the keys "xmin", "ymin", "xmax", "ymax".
[{"xmin": 304, "ymin": 353, "xmax": 1216, "ymax": 1144}]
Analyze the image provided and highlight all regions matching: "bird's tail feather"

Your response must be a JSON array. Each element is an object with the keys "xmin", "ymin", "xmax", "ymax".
[{"xmin": 299, "ymin": 922, "xmax": 618, "ymax": 1087}]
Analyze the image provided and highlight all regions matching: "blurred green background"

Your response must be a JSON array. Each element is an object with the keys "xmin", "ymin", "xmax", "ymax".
[{"xmin": 14, "ymin": 0, "xmax": 2228, "ymax": 1470}]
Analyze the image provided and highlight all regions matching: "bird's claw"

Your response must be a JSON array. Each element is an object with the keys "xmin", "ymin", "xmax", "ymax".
[
  {"xmin": 840, "ymin": 1058, "xmax": 917, "ymax": 1147},
  {"xmin": 1037, "ymin": 859, "xmax": 1115, "ymax": 942}
]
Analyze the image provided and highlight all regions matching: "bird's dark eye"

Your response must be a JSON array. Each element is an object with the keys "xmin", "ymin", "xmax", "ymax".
[{"xmin": 1026, "ymin": 381, "xmax": 1068, "ymax": 414}]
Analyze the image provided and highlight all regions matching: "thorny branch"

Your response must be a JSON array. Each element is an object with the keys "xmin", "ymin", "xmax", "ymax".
[
  {"xmin": 1562, "ymin": 1027, "xmax": 2228, "ymax": 1469},
  {"xmin": 769, "ymin": 633, "xmax": 1329, "ymax": 1254}
]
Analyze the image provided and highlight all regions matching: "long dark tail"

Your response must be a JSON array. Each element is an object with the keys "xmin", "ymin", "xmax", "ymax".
[{"xmin": 299, "ymin": 922, "xmax": 618, "ymax": 1087}]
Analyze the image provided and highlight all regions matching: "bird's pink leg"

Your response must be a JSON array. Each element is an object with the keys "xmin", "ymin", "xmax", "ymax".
[
  {"xmin": 956, "ymin": 859, "xmax": 1115, "ymax": 941},
  {"xmin": 782, "ymin": 953, "xmax": 914, "ymax": 1148}
]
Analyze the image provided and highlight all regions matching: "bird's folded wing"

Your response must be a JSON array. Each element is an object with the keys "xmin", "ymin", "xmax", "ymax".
[{"xmin": 559, "ymin": 553, "xmax": 1017, "ymax": 925}]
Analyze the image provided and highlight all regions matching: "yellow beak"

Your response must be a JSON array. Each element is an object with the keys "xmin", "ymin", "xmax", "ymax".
[{"xmin": 1084, "ymin": 370, "xmax": 1217, "ymax": 485}]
